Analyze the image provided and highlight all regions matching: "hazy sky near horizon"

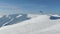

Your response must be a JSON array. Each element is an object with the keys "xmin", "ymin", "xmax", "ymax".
[{"xmin": 0, "ymin": 0, "xmax": 60, "ymax": 14}]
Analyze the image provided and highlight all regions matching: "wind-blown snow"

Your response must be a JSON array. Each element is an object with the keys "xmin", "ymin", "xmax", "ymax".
[{"xmin": 0, "ymin": 14, "xmax": 60, "ymax": 34}]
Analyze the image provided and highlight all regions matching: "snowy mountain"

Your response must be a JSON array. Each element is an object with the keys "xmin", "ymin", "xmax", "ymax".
[
  {"xmin": 0, "ymin": 14, "xmax": 30, "ymax": 27},
  {"xmin": 0, "ymin": 14, "xmax": 60, "ymax": 34}
]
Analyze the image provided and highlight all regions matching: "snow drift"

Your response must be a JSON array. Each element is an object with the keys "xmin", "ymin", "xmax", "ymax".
[{"xmin": 0, "ymin": 14, "xmax": 60, "ymax": 34}]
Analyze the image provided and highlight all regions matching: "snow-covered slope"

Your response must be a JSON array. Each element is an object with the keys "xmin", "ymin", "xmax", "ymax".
[{"xmin": 0, "ymin": 14, "xmax": 60, "ymax": 34}]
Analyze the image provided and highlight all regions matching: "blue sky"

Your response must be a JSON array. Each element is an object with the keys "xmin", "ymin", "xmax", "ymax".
[{"xmin": 0, "ymin": 0, "xmax": 60, "ymax": 14}]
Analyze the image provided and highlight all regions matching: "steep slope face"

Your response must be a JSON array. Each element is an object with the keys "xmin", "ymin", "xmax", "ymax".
[
  {"xmin": 0, "ymin": 15, "xmax": 11, "ymax": 27},
  {"xmin": 0, "ymin": 15, "xmax": 60, "ymax": 34},
  {"xmin": 4, "ymin": 14, "xmax": 30, "ymax": 26},
  {"xmin": 0, "ymin": 14, "xmax": 30, "ymax": 27}
]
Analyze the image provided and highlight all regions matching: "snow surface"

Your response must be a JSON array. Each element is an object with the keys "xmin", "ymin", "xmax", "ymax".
[
  {"xmin": 0, "ymin": 15, "xmax": 4, "ymax": 18},
  {"xmin": 0, "ymin": 14, "xmax": 60, "ymax": 34}
]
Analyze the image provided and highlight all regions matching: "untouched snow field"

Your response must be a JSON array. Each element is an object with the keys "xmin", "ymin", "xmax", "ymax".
[{"xmin": 0, "ymin": 14, "xmax": 60, "ymax": 34}]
